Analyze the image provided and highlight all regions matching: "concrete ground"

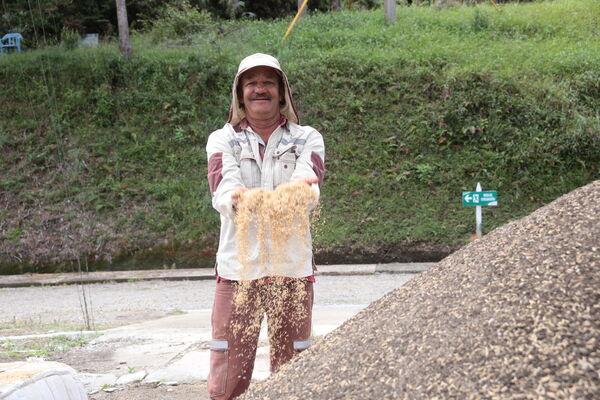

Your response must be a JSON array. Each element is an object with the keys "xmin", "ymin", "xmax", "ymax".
[
  {"xmin": 81, "ymin": 305, "xmax": 368, "ymax": 399},
  {"xmin": 0, "ymin": 263, "xmax": 435, "ymax": 399}
]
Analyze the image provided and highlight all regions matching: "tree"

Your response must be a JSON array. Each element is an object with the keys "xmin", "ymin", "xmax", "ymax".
[{"xmin": 115, "ymin": 0, "xmax": 132, "ymax": 58}]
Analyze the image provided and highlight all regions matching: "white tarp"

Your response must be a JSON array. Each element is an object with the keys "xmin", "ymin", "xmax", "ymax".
[{"xmin": 0, "ymin": 361, "xmax": 88, "ymax": 400}]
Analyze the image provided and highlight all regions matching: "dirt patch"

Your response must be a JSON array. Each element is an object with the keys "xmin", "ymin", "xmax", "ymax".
[
  {"xmin": 89, "ymin": 382, "xmax": 210, "ymax": 400},
  {"xmin": 54, "ymin": 337, "xmax": 149, "ymax": 374},
  {"xmin": 315, "ymin": 241, "xmax": 456, "ymax": 264},
  {"xmin": 0, "ymin": 240, "xmax": 452, "ymax": 276}
]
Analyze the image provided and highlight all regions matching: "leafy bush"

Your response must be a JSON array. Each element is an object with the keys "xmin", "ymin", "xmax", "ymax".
[
  {"xmin": 146, "ymin": 1, "xmax": 215, "ymax": 42},
  {"xmin": 61, "ymin": 27, "xmax": 80, "ymax": 50},
  {"xmin": 470, "ymin": 8, "xmax": 489, "ymax": 31}
]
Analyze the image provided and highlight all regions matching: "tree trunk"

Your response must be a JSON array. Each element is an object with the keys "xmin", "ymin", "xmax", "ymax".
[
  {"xmin": 332, "ymin": 0, "xmax": 341, "ymax": 11},
  {"xmin": 115, "ymin": 0, "xmax": 132, "ymax": 59},
  {"xmin": 384, "ymin": 0, "xmax": 396, "ymax": 24}
]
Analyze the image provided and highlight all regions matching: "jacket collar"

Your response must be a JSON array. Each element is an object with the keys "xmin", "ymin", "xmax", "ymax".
[{"xmin": 232, "ymin": 114, "xmax": 289, "ymax": 133}]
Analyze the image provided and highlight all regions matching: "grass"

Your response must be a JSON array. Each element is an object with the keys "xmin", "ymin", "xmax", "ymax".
[
  {"xmin": 0, "ymin": 333, "xmax": 102, "ymax": 362},
  {"xmin": 0, "ymin": 0, "xmax": 598, "ymax": 271},
  {"xmin": 219, "ymin": 0, "xmax": 600, "ymax": 77},
  {"xmin": 0, "ymin": 317, "xmax": 82, "ymax": 336},
  {"xmin": 0, "ymin": 315, "xmax": 111, "ymax": 337}
]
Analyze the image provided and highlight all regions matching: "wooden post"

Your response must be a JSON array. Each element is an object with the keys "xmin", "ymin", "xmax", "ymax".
[
  {"xmin": 384, "ymin": 0, "xmax": 396, "ymax": 24},
  {"xmin": 115, "ymin": 0, "xmax": 132, "ymax": 59},
  {"xmin": 298, "ymin": 0, "xmax": 307, "ymax": 18}
]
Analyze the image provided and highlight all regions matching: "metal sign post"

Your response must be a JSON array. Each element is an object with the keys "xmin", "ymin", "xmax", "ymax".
[
  {"xmin": 462, "ymin": 182, "xmax": 498, "ymax": 239},
  {"xmin": 475, "ymin": 182, "xmax": 483, "ymax": 238}
]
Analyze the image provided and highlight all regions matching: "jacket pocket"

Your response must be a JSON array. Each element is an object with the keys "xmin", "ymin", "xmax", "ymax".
[
  {"xmin": 208, "ymin": 340, "xmax": 229, "ymax": 397},
  {"xmin": 274, "ymin": 152, "xmax": 297, "ymax": 187},
  {"xmin": 239, "ymin": 149, "xmax": 260, "ymax": 189}
]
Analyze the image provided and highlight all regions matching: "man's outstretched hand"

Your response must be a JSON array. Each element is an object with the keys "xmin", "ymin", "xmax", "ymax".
[
  {"xmin": 232, "ymin": 178, "xmax": 316, "ymax": 209},
  {"xmin": 298, "ymin": 176, "xmax": 319, "ymax": 186},
  {"xmin": 232, "ymin": 187, "xmax": 248, "ymax": 209}
]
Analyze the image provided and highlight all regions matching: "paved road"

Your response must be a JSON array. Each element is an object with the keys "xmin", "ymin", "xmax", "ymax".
[
  {"xmin": 0, "ymin": 268, "xmax": 428, "ymax": 398},
  {"xmin": 0, "ymin": 273, "xmax": 417, "ymax": 334}
]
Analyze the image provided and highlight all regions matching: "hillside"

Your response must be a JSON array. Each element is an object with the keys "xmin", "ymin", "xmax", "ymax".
[{"xmin": 0, "ymin": 0, "xmax": 598, "ymax": 273}]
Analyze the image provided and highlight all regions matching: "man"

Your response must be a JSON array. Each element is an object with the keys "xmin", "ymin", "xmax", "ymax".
[{"xmin": 205, "ymin": 53, "xmax": 325, "ymax": 400}]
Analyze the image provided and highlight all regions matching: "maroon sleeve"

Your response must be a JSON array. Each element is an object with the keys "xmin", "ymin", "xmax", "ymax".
[
  {"xmin": 311, "ymin": 151, "xmax": 325, "ymax": 186},
  {"xmin": 208, "ymin": 152, "xmax": 223, "ymax": 194}
]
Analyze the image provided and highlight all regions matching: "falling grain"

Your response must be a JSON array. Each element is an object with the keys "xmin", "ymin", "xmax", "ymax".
[{"xmin": 231, "ymin": 181, "xmax": 319, "ymax": 369}]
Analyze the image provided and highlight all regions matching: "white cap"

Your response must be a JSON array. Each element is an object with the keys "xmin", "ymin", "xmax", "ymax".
[{"xmin": 227, "ymin": 53, "xmax": 299, "ymax": 125}]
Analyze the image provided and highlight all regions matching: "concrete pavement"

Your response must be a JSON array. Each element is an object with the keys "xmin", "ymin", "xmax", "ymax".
[
  {"xmin": 0, "ymin": 263, "xmax": 436, "ymax": 394},
  {"xmin": 78, "ymin": 305, "xmax": 369, "ymax": 393}
]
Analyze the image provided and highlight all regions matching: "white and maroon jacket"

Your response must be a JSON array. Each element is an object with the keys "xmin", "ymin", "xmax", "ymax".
[
  {"xmin": 206, "ymin": 54, "xmax": 325, "ymax": 281},
  {"xmin": 206, "ymin": 120, "xmax": 325, "ymax": 280}
]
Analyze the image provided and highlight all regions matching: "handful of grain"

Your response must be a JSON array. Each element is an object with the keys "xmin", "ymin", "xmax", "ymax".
[{"xmin": 234, "ymin": 181, "xmax": 318, "ymax": 279}]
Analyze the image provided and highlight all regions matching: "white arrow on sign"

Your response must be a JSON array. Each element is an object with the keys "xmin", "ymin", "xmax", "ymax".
[{"xmin": 464, "ymin": 194, "xmax": 472, "ymax": 202}]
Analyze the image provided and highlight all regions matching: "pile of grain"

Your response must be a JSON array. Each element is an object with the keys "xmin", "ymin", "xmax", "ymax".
[{"xmin": 242, "ymin": 180, "xmax": 599, "ymax": 399}]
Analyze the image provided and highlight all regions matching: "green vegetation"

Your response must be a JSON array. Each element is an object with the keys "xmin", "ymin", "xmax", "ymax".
[
  {"xmin": 0, "ymin": 316, "xmax": 109, "ymax": 336},
  {"xmin": 0, "ymin": 0, "xmax": 347, "ymax": 48},
  {"xmin": 0, "ymin": 333, "xmax": 101, "ymax": 361},
  {"xmin": 0, "ymin": 0, "xmax": 598, "ymax": 272}
]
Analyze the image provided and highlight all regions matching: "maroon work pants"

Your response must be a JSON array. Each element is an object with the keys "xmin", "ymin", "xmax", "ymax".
[{"xmin": 208, "ymin": 279, "xmax": 313, "ymax": 400}]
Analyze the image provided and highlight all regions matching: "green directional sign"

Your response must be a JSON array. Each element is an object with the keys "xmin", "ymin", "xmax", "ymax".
[{"xmin": 462, "ymin": 191, "xmax": 498, "ymax": 206}]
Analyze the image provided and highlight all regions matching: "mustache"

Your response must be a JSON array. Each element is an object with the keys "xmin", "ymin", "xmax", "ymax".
[{"xmin": 250, "ymin": 94, "xmax": 272, "ymax": 101}]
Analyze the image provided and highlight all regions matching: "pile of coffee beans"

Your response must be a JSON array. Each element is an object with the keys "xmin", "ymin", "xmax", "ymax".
[{"xmin": 242, "ymin": 181, "xmax": 599, "ymax": 399}]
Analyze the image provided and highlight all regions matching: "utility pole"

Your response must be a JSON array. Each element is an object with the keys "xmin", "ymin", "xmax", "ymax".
[{"xmin": 115, "ymin": 0, "xmax": 132, "ymax": 59}]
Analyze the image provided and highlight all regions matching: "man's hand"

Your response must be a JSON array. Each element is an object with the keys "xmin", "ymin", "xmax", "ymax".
[
  {"xmin": 232, "ymin": 187, "xmax": 248, "ymax": 209},
  {"xmin": 297, "ymin": 176, "xmax": 319, "ymax": 186}
]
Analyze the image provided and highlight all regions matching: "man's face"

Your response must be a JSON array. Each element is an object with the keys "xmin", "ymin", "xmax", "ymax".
[{"xmin": 239, "ymin": 66, "xmax": 282, "ymax": 120}]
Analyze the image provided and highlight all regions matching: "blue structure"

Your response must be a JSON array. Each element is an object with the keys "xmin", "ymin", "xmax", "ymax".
[{"xmin": 1, "ymin": 33, "xmax": 23, "ymax": 55}]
